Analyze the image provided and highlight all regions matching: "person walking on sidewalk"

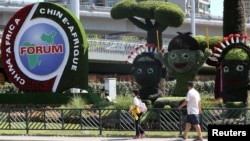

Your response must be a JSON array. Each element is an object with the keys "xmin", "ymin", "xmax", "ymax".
[
  {"xmin": 129, "ymin": 89, "xmax": 146, "ymax": 139},
  {"xmin": 178, "ymin": 81, "xmax": 203, "ymax": 141}
]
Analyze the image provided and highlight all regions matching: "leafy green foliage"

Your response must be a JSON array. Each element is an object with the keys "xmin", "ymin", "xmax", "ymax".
[
  {"xmin": 87, "ymin": 82, "xmax": 104, "ymax": 93},
  {"xmin": 121, "ymin": 36, "xmax": 144, "ymax": 42},
  {"xmin": 111, "ymin": 0, "xmax": 185, "ymax": 49},
  {"xmin": 112, "ymin": 94, "xmax": 133, "ymax": 109},
  {"xmin": 97, "ymin": 94, "xmax": 134, "ymax": 109},
  {"xmin": 201, "ymin": 93, "xmax": 223, "ymax": 108},
  {"xmin": 59, "ymin": 94, "xmax": 89, "ymax": 117},
  {"xmin": 60, "ymin": 94, "xmax": 88, "ymax": 109},
  {"xmin": 195, "ymin": 35, "xmax": 223, "ymax": 51},
  {"xmin": 111, "ymin": 0, "xmax": 185, "ymax": 27},
  {"xmin": 225, "ymin": 101, "xmax": 245, "ymax": 108},
  {"xmin": 224, "ymin": 48, "xmax": 249, "ymax": 60},
  {"xmin": 88, "ymin": 81, "xmax": 134, "ymax": 95},
  {"xmin": 224, "ymin": 101, "xmax": 245, "ymax": 118},
  {"xmin": 87, "ymin": 34, "xmax": 102, "ymax": 39},
  {"xmin": 155, "ymin": 3, "xmax": 185, "ymax": 26},
  {"xmin": 0, "ymin": 82, "xmax": 21, "ymax": 94},
  {"xmin": 116, "ymin": 81, "xmax": 134, "ymax": 96},
  {"xmin": 141, "ymin": 110, "xmax": 159, "ymax": 122},
  {"xmin": 160, "ymin": 33, "xmax": 212, "ymax": 97},
  {"xmin": 110, "ymin": 0, "xmax": 137, "ymax": 19}
]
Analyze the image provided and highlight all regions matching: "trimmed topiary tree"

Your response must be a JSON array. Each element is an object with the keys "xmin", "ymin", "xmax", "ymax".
[
  {"xmin": 115, "ymin": 0, "xmax": 185, "ymax": 104},
  {"xmin": 111, "ymin": 0, "xmax": 185, "ymax": 49}
]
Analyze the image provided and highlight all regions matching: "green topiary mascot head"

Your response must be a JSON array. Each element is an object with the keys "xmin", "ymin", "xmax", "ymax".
[
  {"xmin": 209, "ymin": 34, "xmax": 250, "ymax": 106},
  {"xmin": 127, "ymin": 44, "xmax": 165, "ymax": 103},
  {"xmin": 155, "ymin": 32, "xmax": 212, "ymax": 96},
  {"xmin": 223, "ymin": 48, "xmax": 250, "ymax": 89},
  {"xmin": 167, "ymin": 32, "xmax": 203, "ymax": 73}
]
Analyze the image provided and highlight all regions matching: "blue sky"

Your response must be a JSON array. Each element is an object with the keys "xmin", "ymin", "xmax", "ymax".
[{"xmin": 210, "ymin": 0, "xmax": 223, "ymax": 17}]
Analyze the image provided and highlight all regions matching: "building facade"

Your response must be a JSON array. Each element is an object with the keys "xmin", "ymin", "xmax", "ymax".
[
  {"xmin": 168, "ymin": 0, "xmax": 211, "ymax": 17},
  {"xmin": 244, "ymin": 0, "xmax": 250, "ymax": 22}
]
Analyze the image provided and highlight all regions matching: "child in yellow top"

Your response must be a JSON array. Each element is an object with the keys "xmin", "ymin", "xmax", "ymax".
[{"xmin": 129, "ymin": 89, "xmax": 146, "ymax": 139}]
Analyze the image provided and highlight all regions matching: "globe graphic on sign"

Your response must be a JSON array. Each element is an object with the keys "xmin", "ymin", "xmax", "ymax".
[{"xmin": 19, "ymin": 23, "xmax": 66, "ymax": 75}]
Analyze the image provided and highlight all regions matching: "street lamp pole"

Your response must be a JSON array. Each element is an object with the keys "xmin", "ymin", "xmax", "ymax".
[
  {"xmin": 191, "ymin": 0, "xmax": 196, "ymax": 36},
  {"xmin": 69, "ymin": 0, "xmax": 81, "ymax": 93},
  {"xmin": 69, "ymin": 0, "xmax": 80, "ymax": 19}
]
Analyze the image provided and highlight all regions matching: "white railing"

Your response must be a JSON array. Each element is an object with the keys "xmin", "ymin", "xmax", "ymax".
[
  {"xmin": 88, "ymin": 39, "xmax": 145, "ymax": 61},
  {"xmin": 0, "ymin": 37, "xmax": 164, "ymax": 62},
  {"xmin": 0, "ymin": 0, "xmax": 39, "ymax": 6}
]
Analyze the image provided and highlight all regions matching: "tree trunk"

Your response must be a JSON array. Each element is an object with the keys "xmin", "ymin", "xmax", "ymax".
[
  {"xmin": 223, "ymin": 0, "xmax": 246, "ymax": 36},
  {"xmin": 147, "ymin": 28, "xmax": 163, "ymax": 50}
]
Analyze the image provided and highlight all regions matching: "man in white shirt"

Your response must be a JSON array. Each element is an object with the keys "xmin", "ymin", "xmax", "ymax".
[{"xmin": 178, "ymin": 81, "xmax": 203, "ymax": 141}]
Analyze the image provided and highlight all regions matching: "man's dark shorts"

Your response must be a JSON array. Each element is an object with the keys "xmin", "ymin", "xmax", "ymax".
[{"xmin": 186, "ymin": 114, "xmax": 200, "ymax": 125}]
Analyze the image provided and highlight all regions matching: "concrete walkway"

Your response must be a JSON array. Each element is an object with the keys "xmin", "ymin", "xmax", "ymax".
[{"xmin": 0, "ymin": 136, "xmax": 208, "ymax": 141}]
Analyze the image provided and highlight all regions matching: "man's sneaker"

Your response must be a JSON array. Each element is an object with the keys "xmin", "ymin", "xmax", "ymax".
[
  {"xmin": 193, "ymin": 138, "xmax": 203, "ymax": 141},
  {"xmin": 140, "ymin": 131, "xmax": 146, "ymax": 138},
  {"xmin": 178, "ymin": 134, "xmax": 187, "ymax": 140},
  {"xmin": 132, "ymin": 135, "xmax": 140, "ymax": 139}
]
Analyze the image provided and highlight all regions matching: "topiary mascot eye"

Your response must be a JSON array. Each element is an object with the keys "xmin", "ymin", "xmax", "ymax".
[
  {"xmin": 147, "ymin": 68, "xmax": 154, "ymax": 74},
  {"xmin": 181, "ymin": 53, "xmax": 190, "ymax": 60},
  {"xmin": 223, "ymin": 66, "xmax": 229, "ymax": 73},
  {"xmin": 136, "ymin": 68, "xmax": 142, "ymax": 74},
  {"xmin": 236, "ymin": 65, "xmax": 244, "ymax": 72},
  {"xmin": 170, "ymin": 53, "xmax": 177, "ymax": 59}
]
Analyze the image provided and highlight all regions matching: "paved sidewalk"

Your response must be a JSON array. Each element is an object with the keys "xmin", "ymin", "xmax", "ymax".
[{"xmin": 0, "ymin": 136, "xmax": 208, "ymax": 141}]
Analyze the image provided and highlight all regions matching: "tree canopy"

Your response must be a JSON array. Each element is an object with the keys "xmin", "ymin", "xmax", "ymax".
[
  {"xmin": 111, "ymin": 0, "xmax": 185, "ymax": 27},
  {"xmin": 111, "ymin": 0, "xmax": 185, "ymax": 48}
]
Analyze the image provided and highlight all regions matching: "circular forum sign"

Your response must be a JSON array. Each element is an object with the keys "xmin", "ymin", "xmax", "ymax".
[{"xmin": 0, "ymin": 2, "xmax": 88, "ymax": 92}]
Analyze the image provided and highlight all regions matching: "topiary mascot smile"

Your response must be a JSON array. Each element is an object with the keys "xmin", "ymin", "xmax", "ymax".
[{"xmin": 156, "ymin": 32, "xmax": 212, "ymax": 96}]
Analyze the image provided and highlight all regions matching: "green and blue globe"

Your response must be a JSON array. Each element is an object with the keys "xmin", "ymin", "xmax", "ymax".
[{"xmin": 19, "ymin": 23, "xmax": 66, "ymax": 75}]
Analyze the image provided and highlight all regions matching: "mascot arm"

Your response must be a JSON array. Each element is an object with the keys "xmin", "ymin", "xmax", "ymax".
[
  {"xmin": 196, "ymin": 49, "xmax": 212, "ymax": 68},
  {"xmin": 155, "ymin": 52, "xmax": 174, "ymax": 75},
  {"xmin": 149, "ymin": 90, "xmax": 163, "ymax": 100},
  {"xmin": 155, "ymin": 52, "xmax": 166, "ymax": 66},
  {"xmin": 204, "ymin": 48, "xmax": 212, "ymax": 59},
  {"xmin": 163, "ymin": 53, "xmax": 175, "ymax": 75}
]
